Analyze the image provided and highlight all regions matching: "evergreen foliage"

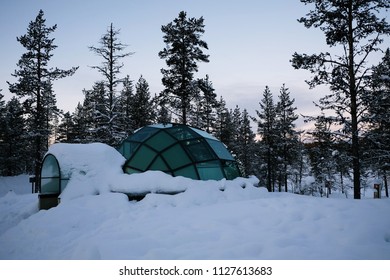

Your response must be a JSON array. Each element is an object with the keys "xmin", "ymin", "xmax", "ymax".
[
  {"xmin": 0, "ymin": 97, "xmax": 29, "ymax": 175},
  {"xmin": 275, "ymin": 84, "xmax": 299, "ymax": 192},
  {"xmin": 159, "ymin": 11, "xmax": 209, "ymax": 125},
  {"xmin": 1, "ymin": 8, "xmax": 389, "ymax": 197},
  {"xmin": 256, "ymin": 86, "xmax": 278, "ymax": 191},
  {"xmin": 364, "ymin": 48, "xmax": 390, "ymax": 197},
  {"xmin": 7, "ymin": 9, "xmax": 78, "ymax": 178},
  {"xmin": 130, "ymin": 76, "xmax": 155, "ymax": 129},
  {"xmin": 191, "ymin": 75, "xmax": 219, "ymax": 133},
  {"xmin": 89, "ymin": 23, "xmax": 133, "ymax": 146},
  {"xmin": 291, "ymin": 0, "xmax": 390, "ymax": 199}
]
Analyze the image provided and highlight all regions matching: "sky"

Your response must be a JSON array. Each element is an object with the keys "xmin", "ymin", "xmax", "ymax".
[{"xmin": 0, "ymin": 0, "xmax": 388, "ymax": 131}]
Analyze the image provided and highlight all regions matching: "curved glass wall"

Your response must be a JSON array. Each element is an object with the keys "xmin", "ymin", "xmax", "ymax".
[{"xmin": 118, "ymin": 124, "xmax": 241, "ymax": 180}]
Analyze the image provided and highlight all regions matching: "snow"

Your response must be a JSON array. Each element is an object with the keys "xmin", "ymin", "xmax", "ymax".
[
  {"xmin": 0, "ymin": 143, "xmax": 390, "ymax": 260},
  {"xmin": 46, "ymin": 142, "xmax": 125, "ymax": 180}
]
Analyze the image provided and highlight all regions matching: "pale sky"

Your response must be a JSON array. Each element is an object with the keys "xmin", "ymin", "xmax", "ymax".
[{"xmin": 0, "ymin": 0, "xmax": 388, "ymax": 130}]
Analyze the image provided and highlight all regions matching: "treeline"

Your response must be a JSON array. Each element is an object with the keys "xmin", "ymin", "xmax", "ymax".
[{"xmin": 1, "ymin": 3, "xmax": 389, "ymax": 198}]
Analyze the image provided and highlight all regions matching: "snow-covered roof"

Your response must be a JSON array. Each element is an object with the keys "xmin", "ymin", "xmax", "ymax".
[{"xmin": 45, "ymin": 143, "xmax": 125, "ymax": 179}]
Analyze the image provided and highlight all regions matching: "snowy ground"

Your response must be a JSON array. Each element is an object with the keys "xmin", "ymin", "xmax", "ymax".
[{"xmin": 1, "ymin": 173, "xmax": 390, "ymax": 260}]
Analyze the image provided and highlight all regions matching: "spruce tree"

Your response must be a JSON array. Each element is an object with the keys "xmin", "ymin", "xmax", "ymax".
[
  {"xmin": 237, "ymin": 109, "xmax": 256, "ymax": 176},
  {"xmin": 117, "ymin": 75, "xmax": 134, "ymax": 134},
  {"xmin": 159, "ymin": 11, "xmax": 209, "ymax": 125},
  {"xmin": 7, "ymin": 9, "xmax": 78, "ymax": 179},
  {"xmin": 256, "ymin": 86, "xmax": 278, "ymax": 191},
  {"xmin": 81, "ymin": 81, "xmax": 110, "ymax": 143},
  {"xmin": 0, "ymin": 97, "xmax": 28, "ymax": 175},
  {"xmin": 291, "ymin": 0, "xmax": 390, "ymax": 199},
  {"xmin": 71, "ymin": 103, "xmax": 88, "ymax": 143},
  {"xmin": 307, "ymin": 115, "xmax": 336, "ymax": 197},
  {"xmin": 130, "ymin": 76, "xmax": 155, "ymax": 129},
  {"xmin": 0, "ymin": 91, "xmax": 7, "ymax": 174},
  {"xmin": 194, "ymin": 75, "xmax": 219, "ymax": 132},
  {"xmin": 275, "ymin": 84, "xmax": 299, "ymax": 192},
  {"xmin": 214, "ymin": 96, "xmax": 234, "ymax": 147},
  {"xmin": 364, "ymin": 48, "xmax": 390, "ymax": 197},
  {"xmin": 56, "ymin": 111, "xmax": 76, "ymax": 143}
]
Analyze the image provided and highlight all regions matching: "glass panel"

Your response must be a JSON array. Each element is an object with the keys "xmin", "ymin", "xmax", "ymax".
[
  {"xmin": 166, "ymin": 126, "xmax": 198, "ymax": 140},
  {"xmin": 149, "ymin": 156, "xmax": 169, "ymax": 171},
  {"xmin": 206, "ymin": 139, "xmax": 234, "ymax": 160},
  {"xmin": 162, "ymin": 144, "xmax": 191, "ymax": 169},
  {"xmin": 223, "ymin": 161, "xmax": 241, "ymax": 180},
  {"xmin": 145, "ymin": 131, "xmax": 176, "ymax": 152},
  {"xmin": 197, "ymin": 161, "xmax": 225, "ymax": 180},
  {"xmin": 61, "ymin": 179, "xmax": 69, "ymax": 193},
  {"xmin": 130, "ymin": 127, "xmax": 158, "ymax": 142},
  {"xmin": 124, "ymin": 166, "xmax": 141, "ymax": 174},
  {"xmin": 41, "ymin": 155, "xmax": 60, "ymax": 177},
  {"xmin": 41, "ymin": 177, "xmax": 60, "ymax": 193},
  {"xmin": 174, "ymin": 165, "xmax": 198, "ymax": 180},
  {"xmin": 128, "ymin": 145, "xmax": 156, "ymax": 171},
  {"xmin": 184, "ymin": 139, "xmax": 216, "ymax": 161},
  {"xmin": 118, "ymin": 141, "xmax": 140, "ymax": 159},
  {"xmin": 190, "ymin": 127, "xmax": 218, "ymax": 140}
]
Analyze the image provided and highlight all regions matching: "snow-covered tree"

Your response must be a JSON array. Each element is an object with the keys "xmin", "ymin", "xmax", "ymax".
[
  {"xmin": 291, "ymin": 0, "xmax": 390, "ymax": 199},
  {"xmin": 159, "ymin": 11, "xmax": 209, "ymax": 125},
  {"xmin": 236, "ymin": 109, "xmax": 256, "ymax": 176},
  {"xmin": 130, "ymin": 76, "xmax": 155, "ymax": 129},
  {"xmin": 117, "ymin": 75, "xmax": 134, "ymax": 134},
  {"xmin": 364, "ymin": 48, "xmax": 390, "ymax": 197},
  {"xmin": 256, "ymin": 86, "xmax": 278, "ymax": 191},
  {"xmin": 214, "ymin": 96, "xmax": 234, "ymax": 147},
  {"xmin": 307, "ymin": 114, "xmax": 336, "ymax": 196},
  {"xmin": 191, "ymin": 75, "xmax": 219, "ymax": 132},
  {"xmin": 71, "ymin": 103, "xmax": 89, "ymax": 143},
  {"xmin": 7, "ymin": 9, "xmax": 78, "ymax": 177},
  {"xmin": 89, "ymin": 23, "xmax": 133, "ymax": 146},
  {"xmin": 81, "ymin": 81, "xmax": 110, "ymax": 143},
  {"xmin": 56, "ymin": 111, "xmax": 76, "ymax": 143},
  {"xmin": 275, "ymin": 84, "xmax": 299, "ymax": 192},
  {"xmin": 0, "ymin": 97, "xmax": 29, "ymax": 176}
]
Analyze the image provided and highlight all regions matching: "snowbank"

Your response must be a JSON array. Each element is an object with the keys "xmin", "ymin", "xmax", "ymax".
[
  {"xmin": 46, "ymin": 142, "xmax": 258, "ymax": 202},
  {"xmin": 46, "ymin": 143, "xmax": 125, "ymax": 179},
  {"xmin": 0, "ymin": 180, "xmax": 389, "ymax": 259},
  {"xmin": 0, "ymin": 143, "xmax": 389, "ymax": 260},
  {"xmin": 44, "ymin": 143, "xmax": 125, "ymax": 200}
]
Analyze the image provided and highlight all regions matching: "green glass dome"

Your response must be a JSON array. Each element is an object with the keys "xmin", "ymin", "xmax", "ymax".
[{"xmin": 118, "ymin": 124, "xmax": 241, "ymax": 180}]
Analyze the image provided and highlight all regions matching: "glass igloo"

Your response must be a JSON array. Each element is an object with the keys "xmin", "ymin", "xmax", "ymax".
[{"xmin": 118, "ymin": 124, "xmax": 241, "ymax": 180}]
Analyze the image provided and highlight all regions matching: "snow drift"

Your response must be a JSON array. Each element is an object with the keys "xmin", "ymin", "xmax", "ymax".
[{"xmin": 0, "ymin": 143, "xmax": 389, "ymax": 259}]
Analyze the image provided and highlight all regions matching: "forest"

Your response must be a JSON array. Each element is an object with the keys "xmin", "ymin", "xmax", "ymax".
[{"xmin": 0, "ymin": 1, "xmax": 389, "ymax": 199}]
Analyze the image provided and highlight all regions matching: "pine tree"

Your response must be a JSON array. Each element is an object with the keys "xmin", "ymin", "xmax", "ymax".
[
  {"xmin": 275, "ymin": 84, "xmax": 299, "ymax": 192},
  {"xmin": 7, "ymin": 9, "xmax": 78, "ymax": 178},
  {"xmin": 156, "ymin": 101, "xmax": 172, "ymax": 125},
  {"xmin": 159, "ymin": 11, "xmax": 209, "ymax": 125},
  {"xmin": 193, "ymin": 75, "xmax": 219, "ymax": 132},
  {"xmin": 0, "ymin": 91, "xmax": 7, "ymax": 174},
  {"xmin": 307, "ymin": 115, "xmax": 336, "ymax": 197},
  {"xmin": 117, "ymin": 75, "xmax": 134, "ymax": 134},
  {"xmin": 364, "ymin": 48, "xmax": 390, "ymax": 197},
  {"xmin": 0, "ymin": 97, "xmax": 29, "ymax": 175},
  {"xmin": 56, "ymin": 111, "xmax": 75, "ymax": 143},
  {"xmin": 214, "ymin": 96, "xmax": 234, "ymax": 147},
  {"xmin": 81, "ymin": 81, "xmax": 110, "ymax": 143},
  {"xmin": 256, "ymin": 86, "xmax": 278, "ymax": 192},
  {"xmin": 71, "ymin": 103, "xmax": 88, "ymax": 143},
  {"xmin": 130, "ymin": 76, "xmax": 155, "ymax": 129},
  {"xmin": 89, "ymin": 23, "xmax": 133, "ymax": 146},
  {"xmin": 236, "ymin": 109, "xmax": 256, "ymax": 176},
  {"xmin": 291, "ymin": 0, "xmax": 390, "ymax": 199}
]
